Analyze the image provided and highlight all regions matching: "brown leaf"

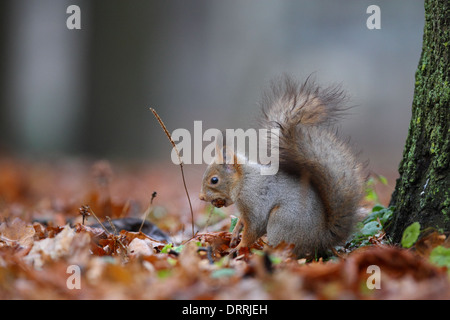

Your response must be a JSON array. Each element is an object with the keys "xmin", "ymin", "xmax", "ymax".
[
  {"xmin": 120, "ymin": 230, "xmax": 167, "ymax": 251},
  {"xmin": 0, "ymin": 218, "xmax": 35, "ymax": 248},
  {"xmin": 75, "ymin": 223, "xmax": 107, "ymax": 240},
  {"xmin": 178, "ymin": 241, "xmax": 202, "ymax": 278},
  {"xmin": 415, "ymin": 232, "xmax": 447, "ymax": 257},
  {"xmin": 128, "ymin": 238, "xmax": 154, "ymax": 257}
]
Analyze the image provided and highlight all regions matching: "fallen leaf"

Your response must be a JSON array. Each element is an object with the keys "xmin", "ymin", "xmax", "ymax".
[
  {"xmin": 24, "ymin": 225, "xmax": 76, "ymax": 268},
  {"xmin": 128, "ymin": 238, "xmax": 154, "ymax": 258},
  {"xmin": 0, "ymin": 218, "xmax": 35, "ymax": 248},
  {"xmin": 415, "ymin": 232, "xmax": 446, "ymax": 257}
]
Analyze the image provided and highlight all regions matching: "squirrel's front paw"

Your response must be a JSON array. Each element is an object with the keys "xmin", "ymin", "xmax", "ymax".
[
  {"xmin": 228, "ymin": 245, "xmax": 245, "ymax": 258},
  {"xmin": 228, "ymin": 242, "xmax": 250, "ymax": 258},
  {"xmin": 230, "ymin": 234, "xmax": 240, "ymax": 248},
  {"xmin": 230, "ymin": 217, "xmax": 243, "ymax": 248},
  {"xmin": 228, "ymin": 237, "xmax": 240, "ymax": 258},
  {"xmin": 228, "ymin": 246, "xmax": 239, "ymax": 258}
]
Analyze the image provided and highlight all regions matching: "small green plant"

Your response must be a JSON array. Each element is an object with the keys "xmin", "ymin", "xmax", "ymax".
[
  {"xmin": 365, "ymin": 175, "xmax": 388, "ymax": 204},
  {"xmin": 348, "ymin": 174, "xmax": 394, "ymax": 248},
  {"xmin": 210, "ymin": 268, "xmax": 236, "ymax": 279},
  {"xmin": 429, "ymin": 246, "xmax": 450, "ymax": 273},
  {"xmin": 161, "ymin": 243, "xmax": 185, "ymax": 254},
  {"xmin": 349, "ymin": 204, "xmax": 394, "ymax": 247},
  {"xmin": 251, "ymin": 249, "xmax": 282, "ymax": 265},
  {"xmin": 229, "ymin": 216, "xmax": 239, "ymax": 232},
  {"xmin": 401, "ymin": 222, "xmax": 421, "ymax": 248}
]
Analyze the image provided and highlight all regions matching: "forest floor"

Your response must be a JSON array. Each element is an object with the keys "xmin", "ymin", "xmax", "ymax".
[{"xmin": 0, "ymin": 157, "xmax": 449, "ymax": 300}]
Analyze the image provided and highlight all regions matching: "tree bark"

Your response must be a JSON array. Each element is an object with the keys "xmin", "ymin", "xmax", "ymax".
[{"xmin": 387, "ymin": 0, "xmax": 450, "ymax": 243}]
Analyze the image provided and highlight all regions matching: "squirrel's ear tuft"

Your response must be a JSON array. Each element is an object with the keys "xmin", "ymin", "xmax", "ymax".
[
  {"xmin": 214, "ymin": 144, "xmax": 225, "ymax": 164},
  {"xmin": 226, "ymin": 151, "xmax": 243, "ymax": 175},
  {"xmin": 214, "ymin": 145, "xmax": 236, "ymax": 165},
  {"xmin": 223, "ymin": 146, "xmax": 237, "ymax": 164}
]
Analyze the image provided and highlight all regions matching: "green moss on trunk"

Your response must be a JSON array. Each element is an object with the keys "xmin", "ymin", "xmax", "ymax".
[{"xmin": 387, "ymin": 0, "xmax": 450, "ymax": 242}]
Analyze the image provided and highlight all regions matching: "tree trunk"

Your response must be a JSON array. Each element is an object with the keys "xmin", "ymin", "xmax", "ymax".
[{"xmin": 387, "ymin": 0, "xmax": 450, "ymax": 243}]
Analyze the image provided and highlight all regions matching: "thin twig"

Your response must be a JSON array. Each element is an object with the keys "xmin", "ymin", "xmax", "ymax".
[
  {"xmin": 120, "ymin": 199, "xmax": 131, "ymax": 218},
  {"xmin": 106, "ymin": 216, "xmax": 117, "ymax": 235},
  {"xmin": 149, "ymin": 109, "xmax": 179, "ymax": 155},
  {"xmin": 79, "ymin": 206, "xmax": 90, "ymax": 225},
  {"xmin": 139, "ymin": 191, "xmax": 157, "ymax": 233},
  {"xmin": 87, "ymin": 206, "xmax": 128, "ymax": 255},
  {"xmin": 179, "ymin": 165, "xmax": 195, "ymax": 236},
  {"xmin": 149, "ymin": 108, "xmax": 195, "ymax": 237},
  {"xmin": 86, "ymin": 206, "xmax": 110, "ymax": 235},
  {"xmin": 203, "ymin": 205, "xmax": 215, "ymax": 233}
]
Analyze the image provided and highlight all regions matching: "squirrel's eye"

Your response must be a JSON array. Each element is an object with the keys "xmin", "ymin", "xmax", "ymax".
[{"xmin": 210, "ymin": 176, "xmax": 219, "ymax": 184}]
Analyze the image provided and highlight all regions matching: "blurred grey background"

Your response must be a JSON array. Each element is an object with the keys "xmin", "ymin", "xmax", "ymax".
[{"xmin": 0, "ymin": 0, "xmax": 424, "ymax": 176}]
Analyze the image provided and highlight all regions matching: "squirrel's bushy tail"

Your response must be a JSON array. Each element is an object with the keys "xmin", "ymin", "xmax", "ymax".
[
  {"xmin": 260, "ymin": 75, "xmax": 365, "ymax": 251},
  {"xmin": 260, "ymin": 74, "xmax": 348, "ymax": 128}
]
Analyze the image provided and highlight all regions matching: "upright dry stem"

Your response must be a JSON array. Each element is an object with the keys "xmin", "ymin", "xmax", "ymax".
[
  {"xmin": 139, "ymin": 191, "xmax": 157, "ymax": 233},
  {"xmin": 149, "ymin": 108, "xmax": 195, "ymax": 237}
]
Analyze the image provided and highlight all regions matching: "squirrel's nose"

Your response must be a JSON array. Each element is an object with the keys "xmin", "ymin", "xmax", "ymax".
[{"xmin": 199, "ymin": 193, "xmax": 206, "ymax": 201}]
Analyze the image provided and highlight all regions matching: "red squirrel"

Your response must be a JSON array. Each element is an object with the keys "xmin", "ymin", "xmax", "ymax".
[{"xmin": 199, "ymin": 76, "xmax": 365, "ymax": 257}]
